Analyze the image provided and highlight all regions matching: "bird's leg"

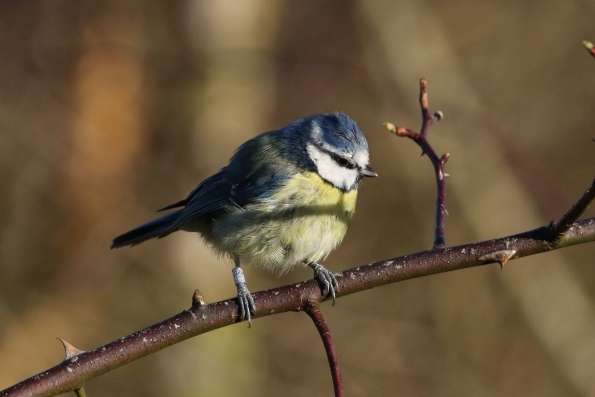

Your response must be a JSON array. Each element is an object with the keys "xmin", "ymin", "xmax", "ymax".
[
  {"xmin": 307, "ymin": 262, "xmax": 339, "ymax": 305},
  {"xmin": 232, "ymin": 257, "xmax": 256, "ymax": 327}
]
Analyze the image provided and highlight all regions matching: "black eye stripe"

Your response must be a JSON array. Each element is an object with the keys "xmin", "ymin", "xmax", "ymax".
[{"xmin": 330, "ymin": 153, "xmax": 356, "ymax": 169}]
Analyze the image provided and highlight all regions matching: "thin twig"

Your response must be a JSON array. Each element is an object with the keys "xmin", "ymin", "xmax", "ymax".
[
  {"xmin": 306, "ymin": 303, "xmax": 343, "ymax": 397},
  {"xmin": 550, "ymin": 179, "xmax": 595, "ymax": 241},
  {"xmin": 384, "ymin": 78, "xmax": 447, "ymax": 249},
  {"xmin": 2, "ymin": 216, "xmax": 594, "ymax": 397}
]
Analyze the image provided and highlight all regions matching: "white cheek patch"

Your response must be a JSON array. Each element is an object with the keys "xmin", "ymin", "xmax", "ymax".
[{"xmin": 307, "ymin": 144, "xmax": 359, "ymax": 190}]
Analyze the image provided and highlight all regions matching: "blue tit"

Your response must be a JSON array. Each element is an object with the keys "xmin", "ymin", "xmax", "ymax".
[{"xmin": 112, "ymin": 112, "xmax": 377, "ymax": 325}]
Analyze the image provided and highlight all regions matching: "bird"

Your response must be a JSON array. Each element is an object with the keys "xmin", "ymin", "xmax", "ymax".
[{"xmin": 111, "ymin": 112, "xmax": 377, "ymax": 325}]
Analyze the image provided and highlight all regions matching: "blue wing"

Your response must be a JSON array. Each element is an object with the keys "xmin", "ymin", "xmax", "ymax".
[
  {"xmin": 169, "ymin": 131, "xmax": 295, "ymax": 229},
  {"xmin": 167, "ymin": 168, "xmax": 234, "ymax": 228},
  {"xmin": 111, "ymin": 130, "xmax": 296, "ymax": 248}
]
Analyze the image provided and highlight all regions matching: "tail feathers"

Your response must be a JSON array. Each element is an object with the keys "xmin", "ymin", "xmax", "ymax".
[{"xmin": 111, "ymin": 210, "xmax": 182, "ymax": 249}]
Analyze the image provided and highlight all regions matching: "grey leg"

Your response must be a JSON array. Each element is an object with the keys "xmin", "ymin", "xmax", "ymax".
[
  {"xmin": 307, "ymin": 262, "xmax": 339, "ymax": 305},
  {"xmin": 232, "ymin": 257, "xmax": 256, "ymax": 326}
]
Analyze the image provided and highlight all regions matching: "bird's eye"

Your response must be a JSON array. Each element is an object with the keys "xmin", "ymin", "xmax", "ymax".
[{"xmin": 333, "ymin": 155, "xmax": 355, "ymax": 169}]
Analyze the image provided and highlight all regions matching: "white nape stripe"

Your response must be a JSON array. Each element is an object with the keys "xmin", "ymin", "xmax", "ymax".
[
  {"xmin": 311, "ymin": 121, "xmax": 323, "ymax": 137},
  {"xmin": 306, "ymin": 144, "xmax": 359, "ymax": 191}
]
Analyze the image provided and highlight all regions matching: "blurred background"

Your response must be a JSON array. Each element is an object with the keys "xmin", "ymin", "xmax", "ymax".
[{"xmin": 1, "ymin": 1, "xmax": 594, "ymax": 396}]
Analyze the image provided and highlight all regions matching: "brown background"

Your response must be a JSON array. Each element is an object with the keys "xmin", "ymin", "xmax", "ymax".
[{"xmin": 1, "ymin": 1, "xmax": 594, "ymax": 396}]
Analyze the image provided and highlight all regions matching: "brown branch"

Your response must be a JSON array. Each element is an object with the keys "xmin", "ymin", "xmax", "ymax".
[
  {"xmin": 306, "ymin": 303, "xmax": 343, "ymax": 397},
  {"xmin": 384, "ymin": 78, "xmax": 447, "ymax": 249},
  {"xmin": 2, "ymin": 215, "xmax": 595, "ymax": 397}
]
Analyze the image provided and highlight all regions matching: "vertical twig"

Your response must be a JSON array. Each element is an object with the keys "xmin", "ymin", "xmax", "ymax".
[
  {"xmin": 384, "ymin": 78, "xmax": 448, "ymax": 249},
  {"xmin": 306, "ymin": 303, "xmax": 343, "ymax": 397}
]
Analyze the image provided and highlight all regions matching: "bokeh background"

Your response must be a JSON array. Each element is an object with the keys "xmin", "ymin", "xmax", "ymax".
[{"xmin": 1, "ymin": 1, "xmax": 594, "ymax": 396}]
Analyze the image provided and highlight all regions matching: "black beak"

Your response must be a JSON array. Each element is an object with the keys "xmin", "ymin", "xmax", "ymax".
[{"xmin": 361, "ymin": 165, "xmax": 378, "ymax": 177}]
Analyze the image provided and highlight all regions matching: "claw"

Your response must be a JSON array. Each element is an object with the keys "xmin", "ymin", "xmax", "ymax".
[
  {"xmin": 308, "ymin": 262, "xmax": 339, "ymax": 305},
  {"xmin": 236, "ymin": 286, "xmax": 256, "ymax": 327},
  {"xmin": 232, "ymin": 265, "xmax": 255, "ymax": 327}
]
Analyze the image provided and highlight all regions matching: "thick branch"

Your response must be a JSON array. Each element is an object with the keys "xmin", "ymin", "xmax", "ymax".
[{"xmin": 2, "ymin": 217, "xmax": 595, "ymax": 397}]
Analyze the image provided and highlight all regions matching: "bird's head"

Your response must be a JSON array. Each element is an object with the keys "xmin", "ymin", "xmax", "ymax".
[{"xmin": 296, "ymin": 113, "xmax": 377, "ymax": 191}]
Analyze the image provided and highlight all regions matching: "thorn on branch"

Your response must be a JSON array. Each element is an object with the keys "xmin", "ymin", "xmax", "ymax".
[
  {"xmin": 58, "ymin": 338, "xmax": 85, "ymax": 361},
  {"xmin": 479, "ymin": 250, "xmax": 517, "ymax": 269}
]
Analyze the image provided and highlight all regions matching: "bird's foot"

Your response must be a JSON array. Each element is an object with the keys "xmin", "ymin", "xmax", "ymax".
[
  {"xmin": 308, "ymin": 262, "xmax": 339, "ymax": 305},
  {"xmin": 232, "ymin": 266, "xmax": 255, "ymax": 327}
]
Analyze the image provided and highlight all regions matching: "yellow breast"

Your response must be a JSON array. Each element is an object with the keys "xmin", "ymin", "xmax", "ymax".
[
  {"xmin": 267, "ymin": 171, "xmax": 358, "ymax": 216},
  {"xmin": 210, "ymin": 171, "xmax": 358, "ymax": 272}
]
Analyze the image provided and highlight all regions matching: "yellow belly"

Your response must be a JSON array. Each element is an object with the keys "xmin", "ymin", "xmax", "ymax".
[{"xmin": 208, "ymin": 172, "xmax": 358, "ymax": 272}]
